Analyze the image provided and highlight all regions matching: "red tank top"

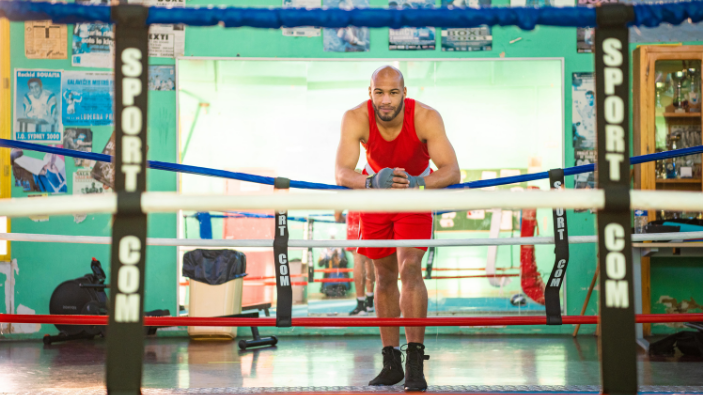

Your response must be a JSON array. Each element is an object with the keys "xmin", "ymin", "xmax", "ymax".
[{"xmin": 362, "ymin": 98, "xmax": 431, "ymax": 177}]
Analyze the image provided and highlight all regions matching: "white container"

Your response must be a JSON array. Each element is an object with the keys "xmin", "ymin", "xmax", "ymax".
[{"xmin": 187, "ymin": 277, "xmax": 243, "ymax": 340}]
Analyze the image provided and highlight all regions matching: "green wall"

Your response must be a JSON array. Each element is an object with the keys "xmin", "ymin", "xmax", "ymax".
[
  {"xmin": 4, "ymin": 22, "xmax": 178, "ymax": 339},
  {"xmin": 4, "ymin": 0, "xmax": 701, "ymax": 339}
]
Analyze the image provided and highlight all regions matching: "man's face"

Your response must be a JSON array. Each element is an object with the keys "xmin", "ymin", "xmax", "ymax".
[
  {"xmin": 369, "ymin": 74, "xmax": 406, "ymax": 122},
  {"xmin": 586, "ymin": 93, "xmax": 594, "ymax": 106},
  {"xmin": 29, "ymin": 82, "xmax": 42, "ymax": 98}
]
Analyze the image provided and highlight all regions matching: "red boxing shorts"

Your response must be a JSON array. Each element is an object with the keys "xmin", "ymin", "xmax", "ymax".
[
  {"xmin": 357, "ymin": 212, "xmax": 433, "ymax": 260},
  {"xmin": 346, "ymin": 211, "xmax": 361, "ymax": 252}
]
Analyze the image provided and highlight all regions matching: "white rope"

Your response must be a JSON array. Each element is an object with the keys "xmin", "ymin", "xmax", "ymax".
[
  {"xmin": 2, "ymin": 231, "xmax": 702, "ymax": 248},
  {"xmin": 0, "ymin": 190, "xmax": 702, "ymax": 218}
]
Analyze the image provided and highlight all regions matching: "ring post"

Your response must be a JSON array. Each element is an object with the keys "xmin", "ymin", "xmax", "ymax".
[
  {"xmin": 595, "ymin": 4, "xmax": 637, "ymax": 395},
  {"xmin": 274, "ymin": 177, "xmax": 293, "ymax": 327},
  {"xmin": 545, "ymin": 169, "xmax": 568, "ymax": 325},
  {"xmin": 106, "ymin": 4, "xmax": 150, "ymax": 395},
  {"xmin": 304, "ymin": 218, "xmax": 315, "ymax": 283}
]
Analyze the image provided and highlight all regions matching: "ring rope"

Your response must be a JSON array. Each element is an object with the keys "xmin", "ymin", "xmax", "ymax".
[
  {"xmin": 2, "ymin": 139, "xmax": 703, "ymax": 191},
  {"xmin": 2, "ymin": 313, "xmax": 703, "ymax": 327},
  {"xmin": 2, "ymin": 1, "xmax": 703, "ymax": 30},
  {"xmin": 2, "ymin": 231, "xmax": 702, "ymax": 248},
  {"xmin": 1, "ymin": 190, "xmax": 702, "ymax": 218},
  {"xmin": 198, "ymin": 212, "xmax": 339, "ymax": 223},
  {"xmin": 249, "ymin": 274, "xmax": 517, "ymax": 282}
]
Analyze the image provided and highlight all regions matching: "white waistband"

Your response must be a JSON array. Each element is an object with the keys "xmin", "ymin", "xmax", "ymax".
[{"xmin": 365, "ymin": 163, "xmax": 431, "ymax": 177}]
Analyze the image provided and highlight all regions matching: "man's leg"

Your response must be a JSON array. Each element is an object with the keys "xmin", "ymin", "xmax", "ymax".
[
  {"xmin": 392, "ymin": 213, "xmax": 432, "ymax": 392},
  {"xmin": 359, "ymin": 213, "xmax": 404, "ymax": 387},
  {"xmin": 365, "ymin": 255, "xmax": 376, "ymax": 311},
  {"xmin": 397, "ymin": 247, "xmax": 427, "ymax": 344},
  {"xmin": 350, "ymin": 252, "xmax": 369, "ymax": 315},
  {"xmin": 353, "ymin": 252, "xmax": 367, "ymax": 297},
  {"xmin": 373, "ymin": 252, "xmax": 400, "ymax": 347}
]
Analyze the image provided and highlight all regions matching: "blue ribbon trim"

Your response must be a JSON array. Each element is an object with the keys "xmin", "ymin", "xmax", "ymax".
[
  {"xmin": 2, "ymin": 0, "xmax": 703, "ymax": 29},
  {"xmin": 2, "ymin": 138, "xmax": 703, "ymax": 191}
]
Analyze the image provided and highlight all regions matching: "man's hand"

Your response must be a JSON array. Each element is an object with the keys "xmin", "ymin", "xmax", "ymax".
[{"xmin": 369, "ymin": 167, "xmax": 414, "ymax": 189}]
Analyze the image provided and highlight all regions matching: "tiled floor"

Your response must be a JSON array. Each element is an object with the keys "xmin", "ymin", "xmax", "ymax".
[{"xmin": 0, "ymin": 335, "xmax": 701, "ymax": 393}]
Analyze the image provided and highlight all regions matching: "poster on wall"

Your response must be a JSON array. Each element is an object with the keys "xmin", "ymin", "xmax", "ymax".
[
  {"xmin": 323, "ymin": 0, "xmax": 370, "ymax": 52},
  {"xmin": 10, "ymin": 147, "xmax": 67, "ymax": 194},
  {"xmin": 13, "ymin": 69, "xmax": 63, "ymax": 144},
  {"xmin": 24, "ymin": 21, "xmax": 67, "ymax": 59},
  {"xmin": 149, "ymin": 65, "xmax": 176, "ymax": 91},
  {"xmin": 73, "ymin": 168, "xmax": 104, "ymax": 223},
  {"xmin": 72, "ymin": 0, "xmax": 113, "ymax": 69},
  {"xmin": 441, "ymin": 0, "xmax": 492, "ymax": 52},
  {"xmin": 91, "ymin": 131, "xmax": 115, "ymax": 189},
  {"xmin": 61, "ymin": 71, "xmax": 114, "ymax": 126},
  {"xmin": 74, "ymin": 169, "xmax": 106, "ymax": 195},
  {"xmin": 388, "ymin": 0, "xmax": 435, "ymax": 50},
  {"xmin": 282, "ymin": 0, "xmax": 322, "ymax": 37},
  {"xmin": 572, "ymin": 72, "xmax": 596, "ymax": 190},
  {"xmin": 63, "ymin": 128, "xmax": 93, "ymax": 167},
  {"xmin": 576, "ymin": 0, "xmax": 616, "ymax": 53},
  {"xmin": 130, "ymin": 0, "xmax": 186, "ymax": 58}
]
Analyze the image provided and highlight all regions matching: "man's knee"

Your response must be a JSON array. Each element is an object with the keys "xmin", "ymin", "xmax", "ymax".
[
  {"xmin": 374, "ymin": 266, "xmax": 397, "ymax": 286},
  {"xmin": 399, "ymin": 260, "xmax": 423, "ymax": 282}
]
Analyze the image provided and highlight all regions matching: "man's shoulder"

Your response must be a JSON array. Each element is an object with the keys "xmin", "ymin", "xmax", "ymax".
[
  {"xmin": 413, "ymin": 100, "xmax": 442, "ymax": 125},
  {"xmin": 344, "ymin": 101, "xmax": 369, "ymax": 124}
]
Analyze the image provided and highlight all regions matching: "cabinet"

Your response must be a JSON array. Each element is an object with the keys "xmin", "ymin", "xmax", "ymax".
[{"xmin": 633, "ymin": 45, "xmax": 703, "ymax": 335}]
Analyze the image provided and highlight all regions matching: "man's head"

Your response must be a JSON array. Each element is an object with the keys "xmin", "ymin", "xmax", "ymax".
[
  {"xmin": 28, "ymin": 78, "xmax": 43, "ymax": 98},
  {"xmin": 586, "ymin": 90, "xmax": 594, "ymax": 106},
  {"xmin": 369, "ymin": 65, "xmax": 407, "ymax": 122}
]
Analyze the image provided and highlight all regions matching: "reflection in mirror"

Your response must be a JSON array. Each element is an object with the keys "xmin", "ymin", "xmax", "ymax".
[{"xmin": 177, "ymin": 59, "xmax": 564, "ymax": 319}]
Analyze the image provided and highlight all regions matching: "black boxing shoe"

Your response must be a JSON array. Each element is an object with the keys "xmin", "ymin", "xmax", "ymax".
[
  {"xmin": 368, "ymin": 346, "xmax": 404, "ymax": 386},
  {"xmin": 365, "ymin": 294, "xmax": 375, "ymax": 313},
  {"xmin": 349, "ymin": 299, "xmax": 368, "ymax": 316},
  {"xmin": 403, "ymin": 343, "xmax": 429, "ymax": 392}
]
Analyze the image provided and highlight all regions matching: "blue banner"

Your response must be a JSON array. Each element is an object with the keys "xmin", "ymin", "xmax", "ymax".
[
  {"xmin": 61, "ymin": 71, "xmax": 114, "ymax": 126},
  {"xmin": 13, "ymin": 69, "xmax": 63, "ymax": 143}
]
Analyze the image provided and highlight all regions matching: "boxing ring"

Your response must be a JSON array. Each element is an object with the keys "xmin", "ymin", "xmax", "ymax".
[{"xmin": 3, "ymin": 1, "xmax": 703, "ymax": 394}]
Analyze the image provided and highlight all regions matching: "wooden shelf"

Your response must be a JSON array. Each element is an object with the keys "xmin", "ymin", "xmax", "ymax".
[
  {"xmin": 655, "ymin": 178, "xmax": 702, "ymax": 184},
  {"xmin": 662, "ymin": 112, "xmax": 701, "ymax": 118}
]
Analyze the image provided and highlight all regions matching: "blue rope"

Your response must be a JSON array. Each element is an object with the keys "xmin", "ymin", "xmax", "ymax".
[
  {"xmin": 3, "ymin": 138, "xmax": 703, "ymax": 191},
  {"xmin": 2, "ymin": 0, "xmax": 703, "ymax": 29},
  {"xmin": 0, "ymin": 139, "xmax": 346, "ymax": 190},
  {"xmin": 185, "ymin": 211, "xmax": 339, "ymax": 223}
]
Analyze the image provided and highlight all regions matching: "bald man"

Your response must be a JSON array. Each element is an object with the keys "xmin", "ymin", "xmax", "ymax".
[{"xmin": 335, "ymin": 66, "xmax": 460, "ymax": 391}]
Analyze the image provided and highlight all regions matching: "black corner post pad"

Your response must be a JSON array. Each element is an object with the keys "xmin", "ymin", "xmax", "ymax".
[
  {"xmin": 273, "ymin": 180, "xmax": 293, "ymax": 328},
  {"xmin": 595, "ymin": 3, "xmax": 635, "ymax": 27},
  {"xmin": 594, "ymin": 8, "xmax": 637, "ymax": 393},
  {"xmin": 545, "ymin": 168, "xmax": 569, "ymax": 326},
  {"xmin": 111, "ymin": 3, "xmax": 149, "ymax": 26},
  {"xmin": 274, "ymin": 177, "xmax": 291, "ymax": 190},
  {"xmin": 603, "ymin": 186, "xmax": 631, "ymax": 212},
  {"xmin": 116, "ymin": 191, "xmax": 143, "ymax": 216}
]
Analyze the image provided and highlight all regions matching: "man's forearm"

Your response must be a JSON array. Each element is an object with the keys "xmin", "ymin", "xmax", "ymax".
[
  {"xmin": 422, "ymin": 166, "xmax": 460, "ymax": 189},
  {"xmin": 336, "ymin": 167, "xmax": 368, "ymax": 189}
]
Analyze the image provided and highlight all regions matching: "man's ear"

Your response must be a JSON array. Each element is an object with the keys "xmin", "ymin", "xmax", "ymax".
[
  {"xmin": 403, "ymin": 87, "xmax": 408, "ymax": 97},
  {"xmin": 368, "ymin": 86, "xmax": 372, "ymax": 98}
]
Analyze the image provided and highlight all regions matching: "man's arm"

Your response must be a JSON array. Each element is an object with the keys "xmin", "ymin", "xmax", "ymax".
[
  {"xmin": 416, "ymin": 106, "xmax": 460, "ymax": 189},
  {"xmin": 335, "ymin": 109, "xmax": 368, "ymax": 189}
]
